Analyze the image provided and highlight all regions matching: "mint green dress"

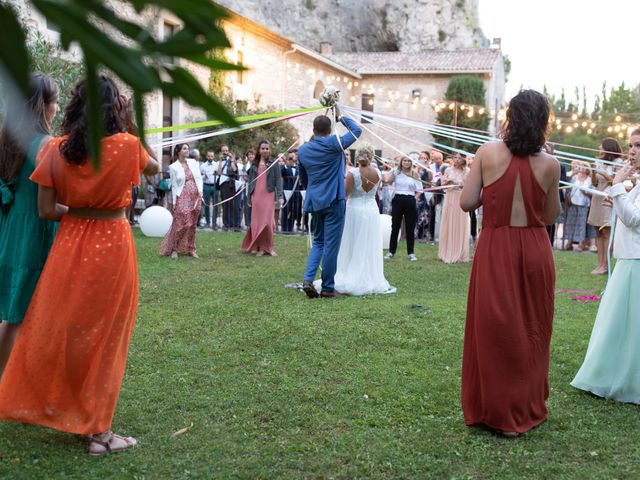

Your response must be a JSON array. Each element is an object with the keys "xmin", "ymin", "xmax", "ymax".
[{"xmin": 0, "ymin": 137, "xmax": 58, "ymax": 324}]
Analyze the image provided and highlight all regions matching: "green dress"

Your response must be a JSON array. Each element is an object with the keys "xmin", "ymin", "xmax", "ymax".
[{"xmin": 0, "ymin": 136, "xmax": 58, "ymax": 324}]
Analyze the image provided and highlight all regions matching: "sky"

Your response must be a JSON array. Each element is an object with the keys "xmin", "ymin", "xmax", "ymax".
[{"xmin": 478, "ymin": 0, "xmax": 637, "ymax": 107}]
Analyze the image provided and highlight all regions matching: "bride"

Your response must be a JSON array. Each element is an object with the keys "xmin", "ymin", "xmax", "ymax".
[{"xmin": 332, "ymin": 144, "xmax": 395, "ymax": 295}]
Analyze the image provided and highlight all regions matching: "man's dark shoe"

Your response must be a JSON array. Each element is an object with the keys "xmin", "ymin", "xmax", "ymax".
[
  {"xmin": 320, "ymin": 290, "xmax": 345, "ymax": 298},
  {"xmin": 302, "ymin": 280, "xmax": 319, "ymax": 298}
]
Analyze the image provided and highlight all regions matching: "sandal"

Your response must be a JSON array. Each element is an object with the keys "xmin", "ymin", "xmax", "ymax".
[
  {"xmin": 188, "ymin": 252, "xmax": 199, "ymax": 259},
  {"xmin": 170, "ymin": 251, "xmax": 178, "ymax": 260},
  {"xmin": 87, "ymin": 431, "xmax": 137, "ymax": 456},
  {"xmin": 499, "ymin": 431, "xmax": 520, "ymax": 439}
]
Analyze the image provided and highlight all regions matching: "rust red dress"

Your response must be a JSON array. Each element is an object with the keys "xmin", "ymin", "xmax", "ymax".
[
  {"xmin": 0, "ymin": 134, "xmax": 148, "ymax": 435},
  {"xmin": 242, "ymin": 164, "xmax": 275, "ymax": 254},
  {"xmin": 461, "ymin": 156, "xmax": 555, "ymax": 434}
]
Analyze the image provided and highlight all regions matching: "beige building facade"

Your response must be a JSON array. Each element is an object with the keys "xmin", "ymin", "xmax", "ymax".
[{"xmin": 11, "ymin": 0, "xmax": 505, "ymax": 159}]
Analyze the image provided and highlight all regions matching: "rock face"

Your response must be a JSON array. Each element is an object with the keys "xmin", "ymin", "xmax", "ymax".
[{"xmin": 217, "ymin": 0, "xmax": 486, "ymax": 53}]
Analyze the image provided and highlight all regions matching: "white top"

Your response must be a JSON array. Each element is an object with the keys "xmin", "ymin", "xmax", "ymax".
[
  {"xmin": 611, "ymin": 182, "xmax": 640, "ymax": 260},
  {"xmin": 218, "ymin": 157, "xmax": 234, "ymax": 185},
  {"xmin": 200, "ymin": 160, "xmax": 218, "ymax": 184},
  {"xmin": 570, "ymin": 175, "xmax": 592, "ymax": 207},
  {"xmin": 393, "ymin": 172, "xmax": 422, "ymax": 196},
  {"xmin": 169, "ymin": 158, "xmax": 204, "ymax": 204}
]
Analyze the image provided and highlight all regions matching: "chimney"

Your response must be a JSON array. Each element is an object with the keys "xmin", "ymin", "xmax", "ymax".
[
  {"xmin": 492, "ymin": 38, "xmax": 502, "ymax": 49},
  {"xmin": 320, "ymin": 42, "xmax": 333, "ymax": 56}
]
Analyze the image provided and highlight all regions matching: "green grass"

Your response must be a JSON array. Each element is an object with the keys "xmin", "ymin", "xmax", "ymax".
[{"xmin": 0, "ymin": 232, "xmax": 638, "ymax": 479}]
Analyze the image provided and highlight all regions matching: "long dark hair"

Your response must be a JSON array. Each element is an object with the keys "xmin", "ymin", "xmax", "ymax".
[
  {"xmin": 59, "ymin": 76, "xmax": 125, "ymax": 165},
  {"xmin": 173, "ymin": 143, "xmax": 189, "ymax": 161},
  {"xmin": 0, "ymin": 73, "xmax": 58, "ymax": 182},
  {"xmin": 502, "ymin": 89, "xmax": 550, "ymax": 157},
  {"xmin": 600, "ymin": 137, "xmax": 622, "ymax": 162},
  {"xmin": 255, "ymin": 139, "xmax": 270, "ymax": 166}
]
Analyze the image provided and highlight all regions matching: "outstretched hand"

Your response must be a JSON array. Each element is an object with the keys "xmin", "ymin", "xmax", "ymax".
[{"xmin": 334, "ymin": 105, "xmax": 341, "ymax": 119}]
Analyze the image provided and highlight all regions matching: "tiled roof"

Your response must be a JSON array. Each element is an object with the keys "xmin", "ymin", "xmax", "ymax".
[{"xmin": 327, "ymin": 49, "xmax": 501, "ymax": 74}]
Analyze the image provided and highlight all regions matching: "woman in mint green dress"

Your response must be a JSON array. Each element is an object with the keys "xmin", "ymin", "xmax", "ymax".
[
  {"xmin": 571, "ymin": 128, "xmax": 640, "ymax": 404},
  {"xmin": 0, "ymin": 73, "xmax": 60, "ymax": 377}
]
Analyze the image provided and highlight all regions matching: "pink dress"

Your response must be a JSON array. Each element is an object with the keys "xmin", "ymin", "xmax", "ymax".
[
  {"xmin": 160, "ymin": 166, "xmax": 201, "ymax": 255},
  {"xmin": 242, "ymin": 164, "xmax": 275, "ymax": 254},
  {"xmin": 438, "ymin": 168, "xmax": 470, "ymax": 263}
]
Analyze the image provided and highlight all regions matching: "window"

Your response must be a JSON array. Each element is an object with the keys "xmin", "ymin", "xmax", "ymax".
[
  {"xmin": 162, "ymin": 21, "xmax": 177, "ymax": 165},
  {"xmin": 361, "ymin": 94, "xmax": 374, "ymax": 123},
  {"xmin": 237, "ymin": 51, "xmax": 244, "ymax": 84},
  {"xmin": 46, "ymin": 18, "xmax": 60, "ymax": 33},
  {"xmin": 163, "ymin": 21, "xmax": 176, "ymax": 64},
  {"xmin": 313, "ymin": 80, "xmax": 325, "ymax": 99}
]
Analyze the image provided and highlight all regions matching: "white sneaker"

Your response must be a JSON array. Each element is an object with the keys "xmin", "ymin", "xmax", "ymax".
[
  {"xmin": 408, "ymin": 254, "xmax": 418, "ymax": 261},
  {"xmin": 384, "ymin": 252, "xmax": 394, "ymax": 259}
]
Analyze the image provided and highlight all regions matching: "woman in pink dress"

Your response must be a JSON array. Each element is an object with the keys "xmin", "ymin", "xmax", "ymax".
[
  {"xmin": 160, "ymin": 143, "xmax": 203, "ymax": 259},
  {"xmin": 242, "ymin": 140, "xmax": 283, "ymax": 256},
  {"xmin": 438, "ymin": 154, "xmax": 470, "ymax": 263}
]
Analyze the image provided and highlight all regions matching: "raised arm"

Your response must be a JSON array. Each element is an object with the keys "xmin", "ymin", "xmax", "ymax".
[
  {"xmin": 334, "ymin": 115, "xmax": 362, "ymax": 150},
  {"xmin": 611, "ymin": 165, "xmax": 640, "ymax": 228}
]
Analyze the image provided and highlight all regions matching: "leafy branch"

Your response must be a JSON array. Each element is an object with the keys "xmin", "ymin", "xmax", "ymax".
[{"xmin": 0, "ymin": 0, "xmax": 243, "ymax": 167}]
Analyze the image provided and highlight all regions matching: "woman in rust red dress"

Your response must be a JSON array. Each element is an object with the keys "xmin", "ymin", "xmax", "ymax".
[
  {"xmin": 242, "ymin": 140, "xmax": 283, "ymax": 256},
  {"xmin": 0, "ymin": 76, "xmax": 159, "ymax": 454},
  {"xmin": 460, "ymin": 90, "xmax": 560, "ymax": 437}
]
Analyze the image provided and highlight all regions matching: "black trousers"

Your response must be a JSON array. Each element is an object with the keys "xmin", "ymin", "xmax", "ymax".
[
  {"xmin": 220, "ymin": 181, "xmax": 237, "ymax": 228},
  {"xmin": 470, "ymin": 209, "xmax": 477, "ymax": 240},
  {"xmin": 390, "ymin": 195, "xmax": 417, "ymax": 255}
]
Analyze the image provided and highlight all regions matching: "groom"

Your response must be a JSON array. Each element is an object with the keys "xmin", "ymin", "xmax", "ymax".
[{"xmin": 299, "ymin": 107, "xmax": 362, "ymax": 298}]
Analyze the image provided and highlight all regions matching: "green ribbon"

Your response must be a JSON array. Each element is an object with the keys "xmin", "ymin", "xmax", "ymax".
[{"xmin": 144, "ymin": 106, "xmax": 324, "ymax": 135}]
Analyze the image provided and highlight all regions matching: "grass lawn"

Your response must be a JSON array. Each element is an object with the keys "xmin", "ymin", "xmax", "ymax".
[{"xmin": 0, "ymin": 231, "xmax": 638, "ymax": 479}]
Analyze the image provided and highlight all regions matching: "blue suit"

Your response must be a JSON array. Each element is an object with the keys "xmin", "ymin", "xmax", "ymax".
[{"xmin": 299, "ymin": 116, "xmax": 362, "ymax": 292}]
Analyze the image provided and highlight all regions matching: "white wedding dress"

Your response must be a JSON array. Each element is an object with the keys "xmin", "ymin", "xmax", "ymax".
[{"xmin": 333, "ymin": 168, "xmax": 396, "ymax": 295}]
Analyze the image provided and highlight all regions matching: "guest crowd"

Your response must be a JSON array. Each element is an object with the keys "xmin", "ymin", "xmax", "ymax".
[{"xmin": 1, "ymin": 71, "xmax": 639, "ymax": 459}]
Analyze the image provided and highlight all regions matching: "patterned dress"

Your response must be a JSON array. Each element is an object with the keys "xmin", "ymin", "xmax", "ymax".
[
  {"xmin": 160, "ymin": 165, "xmax": 201, "ymax": 256},
  {"xmin": 0, "ymin": 133, "xmax": 149, "ymax": 435}
]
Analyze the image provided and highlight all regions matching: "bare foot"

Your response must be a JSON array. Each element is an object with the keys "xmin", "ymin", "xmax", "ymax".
[
  {"xmin": 256, "ymin": 251, "xmax": 264, "ymax": 257},
  {"xmin": 170, "ymin": 251, "xmax": 178, "ymax": 260},
  {"xmin": 591, "ymin": 267, "xmax": 607, "ymax": 275},
  {"xmin": 269, "ymin": 251, "xmax": 278, "ymax": 257},
  {"xmin": 188, "ymin": 252, "xmax": 199, "ymax": 259}
]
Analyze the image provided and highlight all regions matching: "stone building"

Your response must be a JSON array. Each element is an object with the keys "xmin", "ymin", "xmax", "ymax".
[
  {"xmin": 9, "ymin": 0, "xmax": 505, "ymax": 159},
  {"xmin": 219, "ymin": 7, "xmax": 505, "ymax": 156}
]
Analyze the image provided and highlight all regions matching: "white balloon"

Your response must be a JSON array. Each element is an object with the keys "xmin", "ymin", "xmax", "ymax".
[
  {"xmin": 380, "ymin": 213, "xmax": 392, "ymax": 250},
  {"xmin": 139, "ymin": 206, "xmax": 173, "ymax": 237}
]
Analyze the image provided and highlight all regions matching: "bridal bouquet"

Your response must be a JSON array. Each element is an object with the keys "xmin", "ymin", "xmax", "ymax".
[{"xmin": 319, "ymin": 86, "xmax": 340, "ymax": 107}]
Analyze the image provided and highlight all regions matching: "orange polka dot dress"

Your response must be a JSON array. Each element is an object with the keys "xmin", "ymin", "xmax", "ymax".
[{"xmin": 0, "ymin": 133, "xmax": 148, "ymax": 435}]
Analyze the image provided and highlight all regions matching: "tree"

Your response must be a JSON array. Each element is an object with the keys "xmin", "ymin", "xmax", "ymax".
[
  {"xmin": 0, "ymin": 0, "xmax": 243, "ymax": 167},
  {"xmin": 194, "ymin": 93, "xmax": 298, "ymax": 161},
  {"xmin": 26, "ymin": 33, "xmax": 85, "ymax": 133},
  {"xmin": 434, "ymin": 75, "xmax": 490, "ymax": 153}
]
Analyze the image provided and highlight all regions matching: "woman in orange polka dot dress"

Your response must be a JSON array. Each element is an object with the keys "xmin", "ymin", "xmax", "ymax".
[{"xmin": 0, "ymin": 77, "xmax": 159, "ymax": 455}]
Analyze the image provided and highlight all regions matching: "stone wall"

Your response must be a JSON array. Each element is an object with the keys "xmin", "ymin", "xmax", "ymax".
[{"xmin": 215, "ymin": 0, "xmax": 487, "ymax": 53}]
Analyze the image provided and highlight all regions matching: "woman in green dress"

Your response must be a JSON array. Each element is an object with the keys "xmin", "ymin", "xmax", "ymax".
[{"xmin": 0, "ymin": 73, "xmax": 62, "ymax": 377}]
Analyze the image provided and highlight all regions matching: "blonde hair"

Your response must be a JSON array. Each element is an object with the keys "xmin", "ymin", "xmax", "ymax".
[{"xmin": 356, "ymin": 143, "xmax": 374, "ymax": 167}]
